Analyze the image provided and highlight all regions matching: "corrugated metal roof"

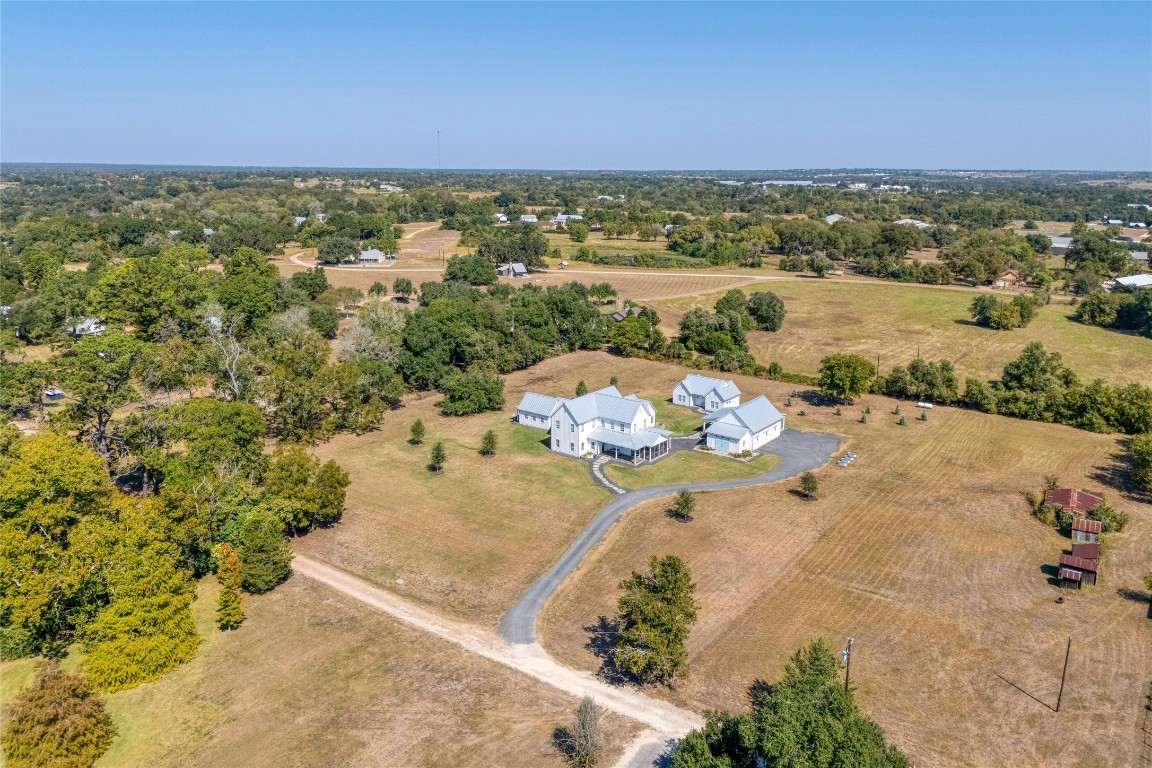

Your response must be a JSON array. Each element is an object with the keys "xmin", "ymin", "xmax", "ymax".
[
  {"xmin": 1049, "ymin": 236, "xmax": 1073, "ymax": 248},
  {"xmin": 1071, "ymin": 543, "xmax": 1100, "ymax": 560},
  {"xmin": 1059, "ymin": 568, "xmax": 1083, "ymax": 581},
  {"xmin": 677, "ymin": 374, "xmax": 741, "ymax": 399},
  {"xmin": 1044, "ymin": 488, "xmax": 1103, "ymax": 515},
  {"xmin": 1059, "ymin": 554, "xmax": 1099, "ymax": 572},
  {"xmin": 1071, "ymin": 518, "xmax": 1103, "ymax": 534},
  {"xmin": 516, "ymin": 393, "xmax": 562, "ymax": 417},
  {"xmin": 1115, "ymin": 273, "xmax": 1152, "ymax": 288},
  {"xmin": 707, "ymin": 421, "xmax": 749, "ymax": 440},
  {"xmin": 588, "ymin": 427, "xmax": 670, "ymax": 451},
  {"xmin": 706, "ymin": 395, "xmax": 783, "ymax": 434}
]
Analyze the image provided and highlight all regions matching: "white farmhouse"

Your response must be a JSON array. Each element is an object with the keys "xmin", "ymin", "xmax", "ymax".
[
  {"xmin": 672, "ymin": 374, "xmax": 741, "ymax": 413},
  {"xmin": 702, "ymin": 396, "xmax": 785, "ymax": 454},
  {"xmin": 515, "ymin": 385, "xmax": 671, "ymax": 463}
]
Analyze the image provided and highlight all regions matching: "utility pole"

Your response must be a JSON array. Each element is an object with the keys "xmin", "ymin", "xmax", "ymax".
[
  {"xmin": 1055, "ymin": 635, "xmax": 1072, "ymax": 712},
  {"xmin": 842, "ymin": 637, "xmax": 855, "ymax": 694}
]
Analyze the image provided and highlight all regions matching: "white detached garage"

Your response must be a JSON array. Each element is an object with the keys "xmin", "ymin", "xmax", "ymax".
[{"xmin": 703, "ymin": 395, "xmax": 785, "ymax": 454}]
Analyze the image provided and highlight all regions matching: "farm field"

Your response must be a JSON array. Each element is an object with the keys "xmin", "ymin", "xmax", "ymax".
[
  {"xmin": 605, "ymin": 450, "xmax": 781, "ymax": 490},
  {"xmin": 647, "ymin": 280, "xmax": 1152, "ymax": 385},
  {"xmin": 539, "ymin": 395, "xmax": 1152, "ymax": 768},
  {"xmin": 1, "ymin": 578, "xmax": 640, "ymax": 768}
]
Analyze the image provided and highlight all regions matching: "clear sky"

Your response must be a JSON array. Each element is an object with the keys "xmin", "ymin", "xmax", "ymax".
[{"xmin": 2, "ymin": 1, "xmax": 1150, "ymax": 170}]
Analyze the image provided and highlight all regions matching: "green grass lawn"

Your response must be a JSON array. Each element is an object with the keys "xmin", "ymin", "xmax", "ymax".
[
  {"xmin": 605, "ymin": 449, "xmax": 781, "ymax": 490},
  {"xmin": 652, "ymin": 398, "xmax": 705, "ymax": 436}
]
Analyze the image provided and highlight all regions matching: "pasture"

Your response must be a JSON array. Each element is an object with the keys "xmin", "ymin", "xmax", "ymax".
[
  {"xmin": 647, "ymin": 280, "xmax": 1152, "ymax": 385},
  {"xmin": 539, "ymin": 393, "xmax": 1152, "ymax": 767},
  {"xmin": 1, "ymin": 578, "xmax": 640, "ymax": 768}
]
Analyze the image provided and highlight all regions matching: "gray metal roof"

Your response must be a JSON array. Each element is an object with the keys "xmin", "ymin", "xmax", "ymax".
[
  {"xmin": 676, "ymin": 374, "xmax": 740, "ymax": 399},
  {"xmin": 1116, "ymin": 273, "xmax": 1152, "ymax": 288},
  {"xmin": 588, "ymin": 427, "xmax": 670, "ymax": 451},
  {"xmin": 516, "ymin": 393, "xmax": 562, "ymax": 417},
  {"xmin": 359, "ymin": 248, "xmax": 384, "ymax": 260},
  {"xmin": 560, "ymin": 387, "xmax": 653, "ymax": 425},
  {"xmin": 1049, "ymin": 236, "xmax": 1073, "ymax": 247},
  {"xmin": 705, "ymin": 395, "xmax": 783, "ymax": 435},
  {"xmin": 706, "ymin": 421, "xmax": 749, "ymax": 441}
]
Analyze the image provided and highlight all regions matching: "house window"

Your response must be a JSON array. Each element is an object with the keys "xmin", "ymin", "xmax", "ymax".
[
  {"xmin": 554, "ymin": 439, "xmax": 559, "ymax": 447},
  {"xmin": 570, "ymin": 442, "xmax": 574, "ymax": 451},
  {"xmin": 555, "ymin": 420, "xmax": 560, "ymax": 429}
]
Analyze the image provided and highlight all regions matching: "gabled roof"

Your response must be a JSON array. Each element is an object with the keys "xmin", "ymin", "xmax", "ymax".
[
  {"xmin": 1044, "ymin": 488, "xmax": 1103, "ymax": 515},
  {"xmin": 893, "ymin": 218, "xmax": 931, "ymax": 229},
  {"xmin": 1059, "ymin": 553, "xmax": 1099, "ymax": 573},
  {"xmin": 359, "ymin": 248, "xmax": 384, "ymax": 260},
  {"xmin": 825, "ymin": 213, "xmax": 846, "ymax": 224},
  {"xmin": 588, "ymin": 426, "xmax": 671, "ymax": 451},
  {"xmin": 560, "ymin": 386, "xmax": 654, "ymax": 425},
  {"xmin": 520, "ymin": 214, "xmax": 538, "ymax": 223},
  {"xmin": 498, "ymin": 262, "xmax": 528, "ymax": 276},
  {"xmin": 704, "ymin": 395, "xmax": 784, "ymax": 434},
  {"xmin": 676, "ymin": 374, "xmax": 741, "ymax": 399},
  {"xmin": 706, "ymin": 421, "xmax": 750, "ymax": 441},
  {"xmin": 1071, "ymin": 542, "xmax": 1100, "ymax": 560},
  {"xmin": 516, "ymin": 392, "xmax": 562, "ymax": 417}
]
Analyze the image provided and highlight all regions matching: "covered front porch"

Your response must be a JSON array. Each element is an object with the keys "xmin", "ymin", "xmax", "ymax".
[{"xmin": 588, "ymin": 427, "xmax": 673, "ymax": 465}]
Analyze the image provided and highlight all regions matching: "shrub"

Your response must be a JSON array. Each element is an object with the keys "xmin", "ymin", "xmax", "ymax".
[
  {"xmin": 2, "ymin": 664, "xmax": 115, "ymax": 768},
  {"xmin": 438, "ymin": 372, "xmax": 505, "ymax": 416}
]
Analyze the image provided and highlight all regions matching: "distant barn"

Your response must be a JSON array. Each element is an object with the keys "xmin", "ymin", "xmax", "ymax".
[{"xmin": 1044, "ymin": 488, "xmax": 1103, "ymax": 517}]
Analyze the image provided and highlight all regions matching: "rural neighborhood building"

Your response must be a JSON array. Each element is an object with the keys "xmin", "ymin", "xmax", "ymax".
[
  {"xmin": 1131, "ymin": 251, "xmax": 1149, "ymax": 264},
  {"xmin": 702, "ymin": 395, "xmax": 785, "ymax": 454},
  {"xmin": 203, "ymin": 228, "xmax": 214, "ymax": 237},
  {"xmin": 358, "ymin": 248, "xmax": 384, "ymax": 263},
  {"xmin": 825, "ymin": 214, "xmax": 846, "ymax": 225},
  {"xmin": 315, "ymin": 213, "xmax": 328, "ymax": 223},
  {"xmin": 1043, "ymin": 488, "xmax": 1103, "ymax": 516},
  {"xmin": 1059, "ymin": 546, "xmax": 1100, "ymax": 589},
  {"xmin": 893, "ymin": 218, "xmax": 932, "ymax": 229},
  {"xmin": 672, "ymin": 374, "xmax": 742, "ymax": 413},
  {"xmin": 1071, "ymin": 518, "xmax": 1102, "ymax": 543},
  {"xmin": 515, "ymin": 385, "xmax": 672, "ymax": 463},
  {"xmin": 994, "ymin": 270, "xmax": 1025, "ymax": 289},
  {"xmin": 520, "ymin": 214, "xmax": 538, "ymax": 223},
  {"xmin": 294, "ymin": 216, "xmax": 307, "ymax": 226},
  {"xmin": 1115, "ymin": 274, "xmax": 1152, "ymax": 289},
  {"xmin": 494, "ymin": 213, "xmax": 509, "ymax": 224},
  {"xmin": 166, "ymin": 229, "xmax": 181, "ymax": 237},
  {"xmin": 66, "ymin": 317, "xmax": 105, "ymax": 336},
  {"xmin": 497, "ymin": 262, "xmax": 528, "ymax": 278},
  {"xmin": 1049, "ymin": 236, "xmax": 1073, "ymax": 256},
  {"xmin": 610, "ymin": 306, "xmax": 642, "ymax": 322},
  {"xmin": 1106, "ymin": 218, "xmax": 1124, "ymax": 226}
]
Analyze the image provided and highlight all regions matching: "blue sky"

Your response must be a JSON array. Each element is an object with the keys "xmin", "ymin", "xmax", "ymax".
[{"xmin": 2, "ymin": 2, "xmax": 1150, "ymax": 170}]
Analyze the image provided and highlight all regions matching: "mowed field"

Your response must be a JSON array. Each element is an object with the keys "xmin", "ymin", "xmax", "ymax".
[
  {"xmin": 1, "ymin": 578, "xmax": 640, "ymax": 768},
  {"xmin": 647, "ymin": 280, "xmax": 1152, "ymax": 385},
  {"xmin": 539, "ymin": 393, "xmax": 1152, "ymax": 768}
]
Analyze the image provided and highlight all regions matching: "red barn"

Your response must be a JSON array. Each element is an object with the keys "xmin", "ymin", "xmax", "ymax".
[
  {"xmin": 1058, "ymin": 552, "xmax": 1099, "ymax": 589},
  {"xmin": 1044, "ymin": 488, "xmax": 1103, "ymax": 517},
  {"xmin": 1071, "ymin": 517, "xmax": 1102, "ymax": 544}
]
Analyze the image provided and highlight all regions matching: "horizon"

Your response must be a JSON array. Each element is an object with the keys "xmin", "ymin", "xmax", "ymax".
[{"xmin": 3, "ymin": 1, "xmax": 1150, "ymax": 171}]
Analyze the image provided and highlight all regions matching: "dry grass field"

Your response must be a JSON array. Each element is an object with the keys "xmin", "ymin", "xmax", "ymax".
[
  {"xmin": 647, "ymin": 281, "xmax": 1152, "ymax": 385},
  {"xmin": 1, "ymin": 578, "xmax": 640, "ymax": 768},
  {"xmin": 539, "ymin": 391, "xmax": 1152, "ymax": 768}
]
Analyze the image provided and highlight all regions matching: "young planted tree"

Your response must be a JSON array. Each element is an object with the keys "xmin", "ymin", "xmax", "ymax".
[
  {"xmin": 576, "ymin": 380, "xmax": 589, "ymax": 397},
  {"xmin": 429, "ymin": 441, "xmax": 446, "ymax": 474},
  {"xmin": 479, "ymin": 429, "xmax": 497, "ymax": 457},
  {"xmin": 671, "ymin": 489, "xmax": 696, "ymax": 522},
  {"xmin": 409, "ymin": 419, "xmax": 425, "ymax": 445},
  {"xmin": 800, "ymin": 471, "xmax": 819, "ymax": 499},
  {"xmin": 558, "ymin": 695, "xmax": 604, "ymax": 768},
  {"xmin": 613, "ymin": 555, "xmax": 698, "ymax": 684},
  {"xmin": 2, "ymin": 663, "xmax": 116, "ymax": 768},
  {"xmin": 609, "ymin": 375, "xmax": 619, "ymax": 387},
  {"xmin": 216, "ymin": 543, "xmax": 245, "ymax": 631},
  {"xmin": 368, "ymin": 281, "xmax": 386, "ymax": 297},
  {"xmin": 392, "ymin": 277, "xmax": 414, "ymax": 300},
  {"xmin": 238, "ymin": 511, "xmax": 293, "ymax": 594}
]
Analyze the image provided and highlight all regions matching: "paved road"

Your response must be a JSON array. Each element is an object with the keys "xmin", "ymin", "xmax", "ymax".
[{"xmin": 497, "ymin": 428, "xmax": 842, "ymax": 645}]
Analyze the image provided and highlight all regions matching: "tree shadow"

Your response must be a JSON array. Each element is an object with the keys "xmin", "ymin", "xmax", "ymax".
[
  {"xmin": 665, "ymin": 509, "xmax": 694, "ymax": 523},
  {"xmin": 584, "ymin": 616, "xmax": 627, "ymax": 685},
  {"xmin": 1089, "ymin": 439, "xmax": 1152, "ymax": 504},
  {"xmin": 552, "ymin": 726, "xmax": 575, "ymax": 762},
  {"xmin": 1116, "ymin": 588, "xmax": 1152, "ymax": 619},
  {"xmin": 787, "ymin": 489, "xmax": 817, "ymax": 501},
  {"xmin": 747, "ymin": 678, "xmax": 773, "ymax": 707},
  {"xmin": 952, "ymin": 318, "xmax": 983, "ymax": 327}
]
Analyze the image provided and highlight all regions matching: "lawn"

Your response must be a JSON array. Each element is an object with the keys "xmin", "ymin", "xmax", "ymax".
[
  {"xmin": 605, "ymin": 450, "xmax": 781, "ymax": 490},
  {"xmin": 651, "ymin": 398, "xmax": 704, "ymax": 435},
  {"xmin": 2, "ymin": 577, "xmax": 641, "ymax": 768},
  {"xmin": 540, "ymin": 390, "xmax": 1152, "ymax": 768},
  {"xmin": 648, "ymin": 280, "xmax": 1152, "ymax": 386}
]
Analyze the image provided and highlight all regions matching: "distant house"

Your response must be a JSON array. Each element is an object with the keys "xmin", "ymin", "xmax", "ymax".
[
  {"xmin": 610, "ymin": 306, "xmax": 642, "ymax": 322},
  {"xmin": 1049, "ymin": 236, "xmax": 1073, "ymax": 256},
  {"xmin": 1071, "ymin": 517, "xmax": 1102, "ymax": 544},
  {"xmin": 294, "ymin": 216, "xmax": 307, "ymax": 226},
  {"xmin": 702, "ymin": 395, "xmax": 785, "ymax": 454},
  {"xmin": 1106, "ymin": 218, "xmax": 1123, "ymax": 226},
  {"xmin": 1131, "ymin": 251, "xmax": 1149, "ymax": 264},
  {"xmin": 672, "ymin": 374, "xmax": 741, "ymax": 413},
  {"xmin": 1043, "ymin": 488, "xmax": 1103, "ymax": 517},
  {"xmin": 552, "ymin": 214, "xmax": 569, "ymax": 226},
  {"xmin": 166, "ymin": 229, "xmax": 181, "ymax": 238},
  {"xmin": 315, "ymin": 213, "xmax": 328, "ymax": 223},
  {"xmin": 494, "ymin": 213, "xmax": 509, "ymax": 224},
  {"xmin": 1115, "ymin": 274, "xmax": 1152, "ymax": 289},
  {"xmin": 825, "ymin": 214, "xmax": 846, "ymax": 225},
  {"xmin": 1130, "ymin": 222, "xmax": 1148, "ymax": 229},
  {"xmin": 520, "ymin": 214, "xmax": 538, "ymax": 224},
  {"xmin": 893, "ymin": 218, "xmax": 932, "ymax": 229},
  {"xmin": 497, "ymin": 262, "xmax": 528, "ymax": 278},
  {"xmin": 203, "ymin": 228, "xmax": 215, "ymax": 237},
  {"xmin": 359, "ymin": 248, "xmax": 384, "ymax": 263},
  {"xmin": 596, "ymin": 195, "xmax": 614, "ymax": 201},
  {"xmin": 515, "ymin": 385, "xmax": 672, "ymax": 463},
  {"xmin": 67, "ymin": 318, "xmax": 105, "ymax": 337},
  {"xmin": 994, "ymin": 269, "xmax": 1025, "ymax": 289}
]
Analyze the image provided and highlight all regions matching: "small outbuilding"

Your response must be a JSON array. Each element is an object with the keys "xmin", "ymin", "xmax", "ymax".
[
  {"xmin": 1043, "ymin": 488, "xmax": 1103, "ymax": 517},
  {"xmin": 1070, "ymin": 517, "xmax": 1102, "ymax": 544},
  {"xmin": 520, "ymin": 214, "xmax": 538, "ymax": 224},
  {"xmin": 994, "ymin": 269, "xmax": 1025, "ymax": 289},
  {"xmin": 1049, "ymin": 236, "xmax": 1073, "ymax": 256},
  {"xmin": 703, "ymin": 395, "xmax": 785, "ymax": 454},
  {"xmin": 1058, "ymin": 552, "xmax": 1099, "ymax": 589},
  {"xmin": 610, "ymin": 306, "xmax": 642, "ymax": 322},
  {"xmin": 497, "ymin": 262, "xmax": 528, "ymax": 278}
]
